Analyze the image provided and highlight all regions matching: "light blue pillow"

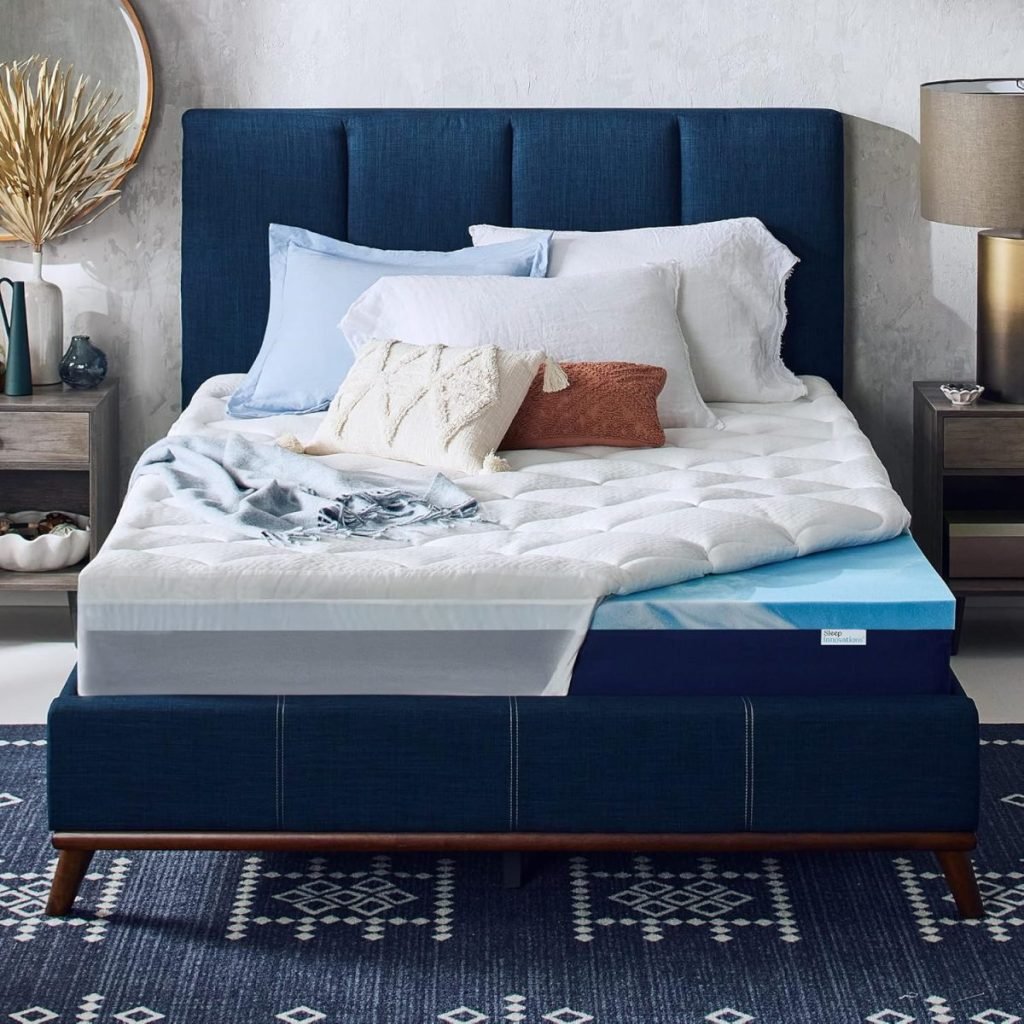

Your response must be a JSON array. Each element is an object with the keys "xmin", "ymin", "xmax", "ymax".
[{"xmin": 227, "ymin": 225, "xmax": 551, "ymax": 418}]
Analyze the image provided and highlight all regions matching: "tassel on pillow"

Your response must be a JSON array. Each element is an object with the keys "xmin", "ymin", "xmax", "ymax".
[
  {"xmin": 482, "ymin": 451, "xmax": 511, "ymax": 473},
  {"xmin": 276, "ymin": 433, "xmax": 306, "ymax": 454},
  {"xmin": 542, "ymin": 356, "xmax": 570, "ymax": 393}
]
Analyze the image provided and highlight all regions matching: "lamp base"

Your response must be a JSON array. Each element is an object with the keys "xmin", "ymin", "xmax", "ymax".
[{"xmin": 978, "ymin": 229, "xmax": 1024, "ymax": 404}]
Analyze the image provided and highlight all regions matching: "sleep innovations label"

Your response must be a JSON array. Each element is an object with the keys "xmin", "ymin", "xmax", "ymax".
[{"xmin": 820, "ymin": 629, "xmax": 867, "ymax": 646}]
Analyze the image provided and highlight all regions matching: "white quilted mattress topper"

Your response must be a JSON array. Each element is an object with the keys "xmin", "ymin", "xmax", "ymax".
[{"xmin": 76, "ymin": 374, "xmax": 909, "ymax": 697}]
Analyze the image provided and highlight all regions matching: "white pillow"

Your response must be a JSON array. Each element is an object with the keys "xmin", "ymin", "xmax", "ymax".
[
  {"xmin": 469, "ymin": 218, "xmax": 805, "ymax": 404},
  {"xmin": 301, "ymin": 339, "xmax": 548, "ymax": 474},
  {"xmin": 341, "ymin": 265, "xmax": 719, "ymax": 429}
]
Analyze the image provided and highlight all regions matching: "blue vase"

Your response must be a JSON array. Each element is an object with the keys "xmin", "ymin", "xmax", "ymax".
[
  {"xmin": 59, "ymin": 335, "xmax": 107, "ymax": 389},
  {"xmin": 0, "ymin": 277, "xmax": 33, "ymax": 396}
]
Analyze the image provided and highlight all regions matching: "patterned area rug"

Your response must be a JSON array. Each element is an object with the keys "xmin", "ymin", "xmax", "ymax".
[{"xmin": 1, "ymin": 725, "xmax": 1023, "ymax": 1023}]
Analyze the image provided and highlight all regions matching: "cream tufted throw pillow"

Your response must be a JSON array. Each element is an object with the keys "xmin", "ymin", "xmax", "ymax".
[{"xmin": 292, "ymin": 339, "xmax": 562, "ymax": 474}]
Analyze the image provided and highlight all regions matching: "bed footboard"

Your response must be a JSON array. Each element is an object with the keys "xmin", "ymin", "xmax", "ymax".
[{"xmin": 46, "ymin": 670, "xmax": 981, "ymax": 917}]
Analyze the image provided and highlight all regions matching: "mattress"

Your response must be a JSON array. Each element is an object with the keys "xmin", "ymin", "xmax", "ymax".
[{"xmin": 77, "ymin": 375, "xmax": 934, "ymax": 698}]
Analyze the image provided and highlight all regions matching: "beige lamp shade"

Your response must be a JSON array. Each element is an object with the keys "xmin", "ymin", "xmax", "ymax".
[{"xmin": 921, "ymin": 79, "xmax": 1024, "ymax": 228}]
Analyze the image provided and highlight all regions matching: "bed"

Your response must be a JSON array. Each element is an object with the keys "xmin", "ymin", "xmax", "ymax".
[{"xmin": 44, "ymin": 107, "xmax": 982, "ymax": 919}]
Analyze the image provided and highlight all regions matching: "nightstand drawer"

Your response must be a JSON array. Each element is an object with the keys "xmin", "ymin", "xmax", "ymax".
[
  {"xmin": 948, "ymin": 516, "xmax": 1024, "ymax": 577},
  {"xmin": 944, "ymin": 418, "xmax": 1024, "ymax": 468},
  {"xmin": 0, "ymin": 411, "xmax": 90, "ymax": 466}
]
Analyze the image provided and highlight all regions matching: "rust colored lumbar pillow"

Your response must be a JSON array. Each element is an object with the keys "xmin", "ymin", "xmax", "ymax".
[{"xmin": 502, "ymin": 361, "xmax": 667, "ymax": 450}]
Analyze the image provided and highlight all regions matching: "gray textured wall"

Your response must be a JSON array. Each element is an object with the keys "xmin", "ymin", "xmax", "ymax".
[
  {"xmin": 1, "ymin": 0, "xmax": 147, "ymax": 143},
  {"xmin": 1, "ymin": 0, "xmax": 1016, "ymax": 501}
]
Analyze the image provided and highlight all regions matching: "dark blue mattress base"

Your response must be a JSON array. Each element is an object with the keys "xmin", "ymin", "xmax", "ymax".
[
  {"xmin": 48, "ymin": 671, "xmax": 979, "ymax": 836},
  {"xmin": 572, "ymin": 630, "xmax": 952, "ymax": 695}
]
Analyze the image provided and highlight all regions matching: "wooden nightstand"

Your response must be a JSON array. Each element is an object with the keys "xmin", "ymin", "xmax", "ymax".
[
  {"xmin": 913, "ymin": 381, "xmax": 1024, "ymax": 649},
  {"xmin": 0, "ymin": 381, "xmax": 119, "ymax": 617}
]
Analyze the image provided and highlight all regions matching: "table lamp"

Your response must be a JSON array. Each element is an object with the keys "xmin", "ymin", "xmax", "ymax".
[{"xmin": 920, "ymin": 79, "xmax": 1024, "ymax": 403}]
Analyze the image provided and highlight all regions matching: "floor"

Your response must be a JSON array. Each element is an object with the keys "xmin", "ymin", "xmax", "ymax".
[
  {"xmin": 949, "ymin": 602, "xmax": 1024, "ymax": 722},
  {"xmin": 0, "ymin": 600, "xmax": 1021, "ymax": 724}
]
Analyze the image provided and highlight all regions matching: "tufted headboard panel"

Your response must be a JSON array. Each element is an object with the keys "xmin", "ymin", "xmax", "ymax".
[{"xmin": 181, "ymin": 108, "xmax": 844, "ymax": 404}]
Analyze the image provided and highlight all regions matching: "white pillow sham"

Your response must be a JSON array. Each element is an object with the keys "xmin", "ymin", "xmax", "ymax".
[
  {"xmin": 300, "ymin": 339, "xmax": 548, "ymax": 474},
  {"xmin": 469, "ymin": 218, "xmax": 805, "ymax": 404},
  {"xmin": 340, "ymin": 265, "xmax": 719, "ymax": 430}
]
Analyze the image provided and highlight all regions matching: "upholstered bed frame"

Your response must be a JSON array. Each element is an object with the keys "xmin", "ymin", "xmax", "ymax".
[{"xmin": 45, "ymin": 108, "xmax": 982, "ymax": 919}]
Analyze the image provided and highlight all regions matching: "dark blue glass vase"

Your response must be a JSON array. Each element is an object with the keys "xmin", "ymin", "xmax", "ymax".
[{"xmin": 59, "ymin": 335, "xmax": 108, "ymax": 389}]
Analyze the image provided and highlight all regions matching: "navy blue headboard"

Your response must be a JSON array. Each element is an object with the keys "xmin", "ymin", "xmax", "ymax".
[{"xmin": 181, "ymin": 108, "xmax": 844, "ymax": 404}]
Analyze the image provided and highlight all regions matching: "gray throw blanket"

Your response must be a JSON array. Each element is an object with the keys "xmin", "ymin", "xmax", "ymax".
[{"xmin": 132, "ymin": 435, "xmax": 480, "ymax": 544}]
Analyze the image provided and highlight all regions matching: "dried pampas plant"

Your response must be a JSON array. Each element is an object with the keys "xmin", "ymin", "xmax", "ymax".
[{"xmin": 0, "ymin": 56, "xmax": 136, "ymax": 251}]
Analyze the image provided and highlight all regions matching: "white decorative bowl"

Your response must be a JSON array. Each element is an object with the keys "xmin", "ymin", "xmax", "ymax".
[
  {"xmin": 0, "ymin": 512, "xmax": 91, "ymax": 572},
  {"xmin": 940, "ymin": 384, "xmax": 984, "ymax": 407}
]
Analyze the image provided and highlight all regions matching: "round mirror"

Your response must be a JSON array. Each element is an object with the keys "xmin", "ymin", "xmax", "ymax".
[{"xmin": 0, "ymin": 0, "xmax": 153, "ymax": 242}]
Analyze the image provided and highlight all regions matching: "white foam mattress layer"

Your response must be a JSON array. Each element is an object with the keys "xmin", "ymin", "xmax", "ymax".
[{"xmin": 77, "ymin": 374, "xmax": 910, "ymax": 696}]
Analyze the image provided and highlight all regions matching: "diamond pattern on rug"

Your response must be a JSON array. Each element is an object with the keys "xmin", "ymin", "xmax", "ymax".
[
  {"xmin": 895, "ymin": 857, "xmax": 1024, "ymax": 943},
  {"xmin": 0, "ymin": 856, "xmax": 130, "ymax": 944},
  {"xmin": 111, "ymin": 1008, "xmax": 164, "ymax": 1024},
  {"xmin": 437, "ymin": 996, "xmax": 594, "ymax": 1023},
  {"xmin": 275, "ymin": 1008, "xmax": 326, "ymax": 1024},
  {"xmin": 569, "ymin": 854, "xmax": 798, "ymax": 945},
  {"xmin": 864, "ymin": 1000, "xmax": 1023, "ymax": 1024},
  {"xmin": 9, "ymin": 1009, "xmax": 59, "ymax": 1024},
  {"xmin": 925, "ymin": 994, "xmax": 955, "ymax": 1024},
  {"xmin": 75, "ymin": 992, "xmax": 105, "ymax": 1024},
  {"xmin": 225, "ymin": 852, "xmax": 455, "ymax": 942},
  {"xmin": 8, "ymin": 996, "xmax": 165, "ymax": 1024}
]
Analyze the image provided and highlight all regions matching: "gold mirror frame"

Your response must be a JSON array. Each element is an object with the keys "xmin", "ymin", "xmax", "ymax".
[{"xmin": 0, "ymin": 0, "xmax": 154, "ymax": 244}]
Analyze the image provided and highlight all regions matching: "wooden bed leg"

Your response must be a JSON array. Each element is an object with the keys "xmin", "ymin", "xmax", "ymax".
[
  {"xmin": 46, "ymin": 848, "xmax": 95, "ymax": 917},
  {"xmin": 936, "ymin": 850, "xmax": 984, "ymax": 919},
  {"xmin": 502, "ymin": 851, "xmax": 523, "ymax": 889}
]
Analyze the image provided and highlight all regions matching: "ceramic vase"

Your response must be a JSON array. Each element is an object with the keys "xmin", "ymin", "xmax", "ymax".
[
  {"xmin": 59, "ymin": 335, "xmax": 108, "ymax": 389},
  {"xmin": 0, "ymin": 277, "xmax": 32, "ymax": 396},
  {"xmin": 24, "ymin": 248, "xmax": 63, "ymax": 386}
]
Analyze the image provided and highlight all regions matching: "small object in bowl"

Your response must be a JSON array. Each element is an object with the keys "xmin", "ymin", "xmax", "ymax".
[
  {"xmin": 1, "ymin": 518, "xmax": 34, "ymax": 538},
  {"xmin": 48, "ymin": 522, "xmax": 79, "ymax": 538},
  {"xmin": 37, "ymin": 511, "xmax": 76, "ymax": 534},
  {"xmin": 940, "ymin": 384, "xmax": 984, "ymax": 407}
]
